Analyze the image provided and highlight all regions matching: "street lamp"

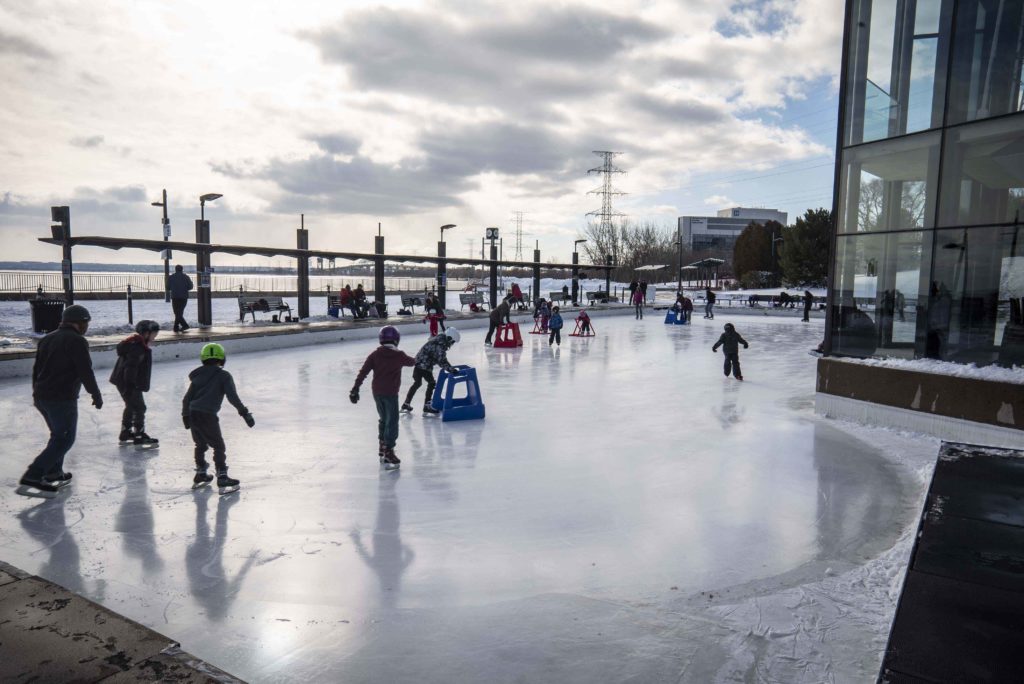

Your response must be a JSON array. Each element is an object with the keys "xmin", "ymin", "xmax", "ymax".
[
  {"xmin": 771, "ymin": 236, "xmax": 784, "ymax": 284},
  {"xmin": 675, "ymin": 240, "xmax": 683, "ymax": 292},
  {"xmin": 572, "ymin": 239, "xmax": 587, "ymax": 306},
  {"xmin": 151, "ymin": 189, "xmax": 170, "ymax": 302},
  {"xmin": 440, "ymin": 223, "xmax": 456, "ymax": 242},
  {"xmin": 199, "ymin": 193, "xmax": 222, "ymax": 220}
]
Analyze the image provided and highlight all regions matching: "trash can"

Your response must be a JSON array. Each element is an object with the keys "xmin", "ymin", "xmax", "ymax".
[{"xmin": 29, "ymin": 298, "xmax": 65, "ymax": 334}]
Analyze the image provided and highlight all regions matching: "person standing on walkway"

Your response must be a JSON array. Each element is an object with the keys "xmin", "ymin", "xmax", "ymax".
[
  {"xmin": 632, "ymin": 288, "xmax": 645, "ymax": 320},
  {"xmin": 169, "ymin": 265, "xmax": 194, "ymax": 333},
  {"xmin": 802, "ymin": 290, "xmax": 815, "ymax": 322},
  {"xmin": 17, "ymin": 305, "xmax": 103, "ymax": 498},
  {"xmin": 704, "ymin": 288, "xmax": 716, "ymax": 319}
]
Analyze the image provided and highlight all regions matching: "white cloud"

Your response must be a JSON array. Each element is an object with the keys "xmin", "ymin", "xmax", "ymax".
[{"xmin": 704, "ymin": 195, "xmax": 734, "ymax": 207}]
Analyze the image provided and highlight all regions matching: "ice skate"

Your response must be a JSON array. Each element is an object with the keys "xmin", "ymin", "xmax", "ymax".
[
  {"xmin": 423, "ymin": 404, "xmax": 440, "ymax": 417},
  {"xmin": 42, "ymin": 471, "xmax": 73, "ymax": 489},
  {"xmin": 217, "ymin": 472, "xmax": 240, "ymax": 496},
  {"xmin": 15, "ymin": 477, "xmax": 59, "ymax": 499},
  {"xmin": 119, "ymin": 429, "xmax": 134, "ymax": 445},
  {"xmin": 400, "ymin": 403, "xmax": 413, "ymax": 413},
  {"xmin": 133, "ymin": 432, "xmax": 159, "ymax": 448},
  {"xmin": 192, "ymin": 470, "xmax": 214, "ymax": 490},
  {"xmin": 381, "ymin": 448, "xmax": 401, "ymax": 470}
]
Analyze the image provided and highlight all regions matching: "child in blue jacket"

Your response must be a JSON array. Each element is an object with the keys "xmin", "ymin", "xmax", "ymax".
[{"xmin": 548, "ymin": 306, "xmax": 564, "ymax": 346}]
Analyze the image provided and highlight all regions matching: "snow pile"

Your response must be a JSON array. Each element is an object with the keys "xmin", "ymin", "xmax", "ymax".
[{"xmin": 834, "ymin": 355, "xmax": 1024, "ymax": 385}]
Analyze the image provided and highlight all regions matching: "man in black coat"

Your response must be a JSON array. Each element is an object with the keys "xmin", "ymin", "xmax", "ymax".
[
  {"xmin": 802, "ymin": 291, "xmax": 815, "ymax": 322},
  {"xmin": 168, "ymin": 265, "xmax": 194, "ymax": 333},
  {"xmin": 18, "ymin": 305, "xmax": 103, "ymax": 498}
]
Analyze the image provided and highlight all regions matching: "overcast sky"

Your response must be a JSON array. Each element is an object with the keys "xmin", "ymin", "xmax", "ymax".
[{"xmin": 0, "ymin": 0, "xmax": 843, "ymax": 266}]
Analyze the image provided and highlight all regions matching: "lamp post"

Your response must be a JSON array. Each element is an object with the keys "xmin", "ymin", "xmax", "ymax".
[
  {"xmin": 771, "ymin": 235, "xmax": 784, "ymax": 285},
  {"xmin": 196, "ymin": 193, "xmax": 221, "ymax": 326},
  {"xmin": 438, "ymin": 224, "xmax": 455, "ymax": 306},
  {"xmin": 199, "ymin": 193, "xmax": 221, "ymax": 221},
  {"xmin": 486, "ymin": 227, "xmax": 499, "ymax": 308},
  {"xmin": 573, "ymin": 239, "xmax": 587, "ymax": 306},
  {"xmin": 151, "ymin": 189, "xmax": 170, "ymax": 302},
  {"xmin": 675, "ymin": 240, "xmax": 683, "ymax": 292}
]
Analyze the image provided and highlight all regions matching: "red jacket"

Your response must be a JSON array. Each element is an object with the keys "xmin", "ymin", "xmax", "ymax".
[{"xmin": 352, "ymin": 345, "xmax": 416, "ymax": 396}]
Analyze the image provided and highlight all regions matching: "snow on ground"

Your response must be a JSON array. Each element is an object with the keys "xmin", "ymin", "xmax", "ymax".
[
  {"xmin": 832, "ymin": 355, "xmax": 1024, "ymax": 384},
  {"xmin": 0, "ymin": 309, "xmax": 937, "ymax": 682}
]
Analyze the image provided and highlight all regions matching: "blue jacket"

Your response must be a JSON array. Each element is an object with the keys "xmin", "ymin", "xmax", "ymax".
[
  {"xmin": 549, "ymin": 313, "xmax": 563, "ymax": 330},
  {"xmin": 168, "ymin": 271, "xmax": 194, "ymax": 299}
]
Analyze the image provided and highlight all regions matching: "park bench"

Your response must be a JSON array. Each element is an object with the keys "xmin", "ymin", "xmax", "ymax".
[
  {"xmin": 586, "ymin": 291, "xmax": 609, "ymax": 305},
  {"xmin": 326, "ymin": 294, "xmax": 351, "ymax": 318},
  {"xmin": 459, "ymin": 292, "xmax": 487, "ymax": 310},
  {"xmin": 548, "ymin": 292, "xmax": 568, "ymax": 305},
  {"xmin": 401, "ymin": 295, "xmax": 424, "ymax": 312},
  {"xmin": 238, "ymin": 294, "xmax": 292, "ymax": 322}
]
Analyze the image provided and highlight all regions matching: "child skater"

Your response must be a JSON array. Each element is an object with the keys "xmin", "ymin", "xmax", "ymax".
[
  {"xmin": 577, "ymin": 309, "xmax": 591, "ymax": 335},
  {"xmin": 536, "ymin": 299, "xmax": 551, "ymax": 332},
  {"xmin": 350, "ymin": 326, "xmax": 416, "ymax": 469},
  {"xmin": 402, "ymin": 327, "xmax": 461, "ymax": 416},
  {"xmin": 712, "ymin": 323, "xmax": 749, "ymax": 381},
  {"xmin": 181, "ymin": 343, "xmax": 255, "ymax": 494},
  {"xmin": 110, "ymin": 320, "xmax": 160, "ymax": 447},
  {"xmin": 548, "ymin": 306, "xmax": 564, "ymax": 346}
]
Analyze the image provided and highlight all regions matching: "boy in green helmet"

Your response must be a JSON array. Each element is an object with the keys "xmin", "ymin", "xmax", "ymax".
[{"xmin": 181, "ymin": 343, "xmax": 255, "ymax": 494}]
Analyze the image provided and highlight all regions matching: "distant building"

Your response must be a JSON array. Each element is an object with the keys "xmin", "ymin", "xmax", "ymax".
[{"xmin": 678, "ymin": 207, "xmax": 788, "ymax": 251}]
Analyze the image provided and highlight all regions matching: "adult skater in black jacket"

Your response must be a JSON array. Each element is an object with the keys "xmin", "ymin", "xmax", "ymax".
[
  {"xmin": 712, "ymin": 322, "xmax": 749, "ymax": 381},
  {"xmin": 17, "ymin": 305, "xmax": 103, "ymax": 498}
]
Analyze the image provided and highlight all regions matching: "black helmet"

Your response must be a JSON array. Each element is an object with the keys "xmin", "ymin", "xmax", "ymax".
[
  {"xmin": 61, "ymin": 304, "xmax": 91, "ymax": 323},
  {"xmin": 135, "ymin": 319, "xmax": 160, "ymax": 335}
]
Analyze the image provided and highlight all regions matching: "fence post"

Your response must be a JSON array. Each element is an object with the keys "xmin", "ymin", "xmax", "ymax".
[{"xmin": 127, "ymin": 285, "xmax": 133, "ymax": 325}]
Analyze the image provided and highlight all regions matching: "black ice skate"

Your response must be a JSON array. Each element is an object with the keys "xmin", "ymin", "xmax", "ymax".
[
  {"xmin": 401, "ymin": 403, "xmax": 413, "ymax": 414},
  {"xmin": 15, "ymin": 477, "xmax": 59, "ymax": 499},
  {"xmin": 382, "ymin": 448, "xmax": 401, "ymax": 470},
  {"xmin": 192, "ymin": 470, "xmax": 214, "ymax": 490},
  {"xmin": 217, "ymin": 472, "xmax": 240, "ymax": 495},
  {"xmin": 119, "ymin": 429, "xmax": 134, "ymax": 445},
  {"xmin": 423, "ymin": 404, "xmax": 440, "ymax": 417},
  {"xmin": 42, "ymin": 471, "xmax": 73, "ymax": 489},
  {"xmin": 133, "ymin": 432, "xmax": 159, "ymax": 448}
]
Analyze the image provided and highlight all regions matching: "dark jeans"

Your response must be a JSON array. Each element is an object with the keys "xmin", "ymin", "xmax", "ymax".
[
  {"xmin": 549, "ymin": 328, "xmax": 561, "ymax": 345},
  {"xmin": 25, "ymin": 399, "xmax": 78, "ymax": 480},
  {"xmin": 118, "ymin": 386, "xmax": 147, "ymax": 431},
  {"xmin": 803, "ymin": 304, "xmax": 811, "ymax": 321},
  {"xmin": 172, "ymin": 298, "xmax": 189, "ymax": 331},
  {"xmin": 374, "ymin": 395, "xmax": 400, "ymax": 449},
  {"xmin": 705, "ymin": 302, "xmax": 714, "ymax": 318},
  {"xmin": 723, "ymin": 352, "xmax": 742, "ymax": 378},
  {"xmin": 190, "ymin": 411, "xmax": 227, "ymax": 473},
  {"xmin": 635, "ymin": 303, "xmax": 644, "ymax": 319},
  {"xmin": 485, "ymin": 320, "xmax": 500, "ymax": 344},
  {"xmin": 405, "ymin": 367, "xmax": 436, "ymax": 407}
]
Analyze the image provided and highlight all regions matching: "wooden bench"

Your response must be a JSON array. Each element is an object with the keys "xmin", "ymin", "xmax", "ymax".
[
  {"xmin": 238, "ymin": 294, "xmax": 292, "ymax": 322},
  {"xmin": 548, "ymin": 292, "xmax": 568, "ymax": 304},
  {"xmin": 401, "ymin": 295, "xmax": 424, "ymax": 312},
  {"xmin": 326, "ymin": 294, "xmax": 351, "ymax": 318},
  {"xmin": 586, "ymin": 291, "xmax": 608, "ymax": 305},
  {"xmin": 459, "ymin": 292, "xmax": 487, "ymax": 310}
]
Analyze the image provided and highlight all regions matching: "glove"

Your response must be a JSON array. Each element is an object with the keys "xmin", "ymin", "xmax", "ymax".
[
  {"xmin": 242, "ymin": 412, "xmax": 256, "ymax": 428},
  {"xmin": 743, "ymin": 343, "xmax": 749, "ymax": 349},
  {"xmin": 712, "ymin": 347, "xmax": 718, "ymax": 353},
  {"xmin": 182, "ymin": 415, "xmax": 191, "ymax": 430},
  {"xmin": 92, "ymin": 393, "xmax": 103, "ymax": 409},
  {"xmin": 349, "ymin": 390, "xmax": 359, "ymax": 404}
]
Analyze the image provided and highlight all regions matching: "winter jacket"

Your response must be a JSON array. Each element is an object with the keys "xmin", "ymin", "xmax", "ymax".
[
  {"xmin": 340, "ymin": 290, "xmax": 352, "ymax": 305},
  {"xmin": 489, "ymin": 300, "xmax": 511, "ymax": 325},
  {"xmin": 109, "ymin": 334, "xmax": 153, "ymax": 392},
  {"xmin": 632, "ymin": 290, "xmax": 644, "ymax": 305},
  {"xmin": 549, "ymin": 313, "xmax": 564, "ymax": 330},
  {"xmin": 712, "ymin": 329, "xmax": 749, "ymax": 355},
  {"xmin": 353, "ymin": 345, "xmax": 416, "ymax": 396},
  {"xmin": 706, "ymin": 290, "xmax": 716, "ymax": 304},
  {"xmin": 682, "ymin": 297, "xmax": 693, "ymax": 312},
  {"xmin": 537, "ymin": 302, "xmax": 551, "ymax": 318},
  {"xmin": 415, "ymin": 334, "xmax": 455, "ymax": 372},
  {"xmin": 168, "ymin": 271, "xmax": 194, "ymax": 299},
  {"xmin": 182, "ymin": 365, "xmax": 249, "ymax": 417},
  {"xmin": 32, "ymin": 324, "xmax": 101, "ymax": 401}
]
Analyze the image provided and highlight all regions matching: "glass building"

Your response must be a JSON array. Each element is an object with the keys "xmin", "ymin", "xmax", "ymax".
[{"xmin": 827, "ymin": 0, "xmax": 1024, "ymax": 368}]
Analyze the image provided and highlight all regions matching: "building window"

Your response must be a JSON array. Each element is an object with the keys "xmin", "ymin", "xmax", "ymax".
[
  {"xmin": 947, "ymin": 0, "xmax": 1024, "ymax": 125},
  {"xmin": 938, "ymin": 113, "xmax": 1024, "ymax": 227},
  {"xmin": 838, "ymin": 131, "xmax": 941, "ymax": 232},
  {"xmin": 845, "ymin": 0, "xmax": 953, "ymax": 145}
]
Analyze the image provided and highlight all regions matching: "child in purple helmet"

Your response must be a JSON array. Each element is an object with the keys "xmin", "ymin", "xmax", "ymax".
[{"xmin": 350, "ymin": 325, "xmax": 416, "ymax": 469}]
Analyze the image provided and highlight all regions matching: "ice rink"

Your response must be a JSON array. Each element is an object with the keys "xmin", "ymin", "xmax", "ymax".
[{"xmin": 0, "ymin": 312, "xmax": 938, "ymax": 682}]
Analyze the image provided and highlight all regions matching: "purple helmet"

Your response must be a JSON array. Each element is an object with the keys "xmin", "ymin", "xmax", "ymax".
[{"xmin": 379, "ymin": 325, "xmax": 401, "ymax": 345}]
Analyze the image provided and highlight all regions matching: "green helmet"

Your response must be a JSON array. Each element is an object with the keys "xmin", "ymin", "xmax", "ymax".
[
  {"xmin": 61, "ymin": 304, "xmax": 92, "ymax": 323},
  {"xmin": 200, "ymin": 343, "xmax": 226, "ymax": 362}
]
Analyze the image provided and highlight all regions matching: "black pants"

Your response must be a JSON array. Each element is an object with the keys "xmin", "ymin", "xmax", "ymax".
[
  {"xmin": 723, "ymin": 352, "xmax": 742, "ymax": 378},
  {"xmin": 172, "ymin": 298, "xmax": 189, "ymax": 331},
  {"xmin": 405, "ymin": 367, "xmax": 436, "ymax": 407},
  {"xmin": 25, "ymin": 399, "xmax": 77, "ymax": 480},
  {"xmin": 190, "ymin": 411, "xmax": 227, "ymax": 473},
  {"xmin": 118, "ymin": 386, "xmax": 147, "ymax": 432},
  {"xmin": 549, "ymin": 328, "xmax": 561, "ymax": 345},
  {"xmin": 802, "ymin": 303, "xmax": 811, "ymax": 321},
  {"xmin": 485, "ymin": 320, "xmax": 499, "ymax": 343}
]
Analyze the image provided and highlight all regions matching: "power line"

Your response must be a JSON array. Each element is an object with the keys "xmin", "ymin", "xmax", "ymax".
[{"xmin": 586, "ymin": 151, "xmax": 626, "ymax": 236}]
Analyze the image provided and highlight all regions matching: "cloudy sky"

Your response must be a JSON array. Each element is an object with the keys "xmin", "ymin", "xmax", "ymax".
[{"xmin": 0, "ymin": 0, "xmax": 843, "ymax": 266}]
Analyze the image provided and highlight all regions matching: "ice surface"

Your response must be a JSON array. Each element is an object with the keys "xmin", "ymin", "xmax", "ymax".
[{"xmin": 0, "ymin": 314, "xmax": 938, "ymax": 683}]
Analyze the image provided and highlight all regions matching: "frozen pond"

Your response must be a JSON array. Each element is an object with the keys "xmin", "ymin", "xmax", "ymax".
[{"xmin": 0, "ymin": 314, "xmax": 935, "ymax": 682}]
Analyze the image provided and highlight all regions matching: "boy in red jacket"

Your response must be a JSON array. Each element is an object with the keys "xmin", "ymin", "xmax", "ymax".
[{"xmin": 350, "ymin": 326, "xmax": 416, "ymax": 469}]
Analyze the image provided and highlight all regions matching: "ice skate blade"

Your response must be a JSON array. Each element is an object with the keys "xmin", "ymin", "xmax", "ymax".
[
  {"xmin": 191, "ymin": 481, "xmax": 211, "ymax": 490},
  {"xmin": 382, "ymin": 463, "xmax": 400, "ymax": 471},
  {"xmin": 218, "ymin": 485, "xmax": 240, "ymax": 496},
  {"xmin": 15, "ymin": 485, "xmax": 58, "ymax": 499},
  {"xmin": 47, "ymin": 480, "xmax": 72, "ymax": 489}
]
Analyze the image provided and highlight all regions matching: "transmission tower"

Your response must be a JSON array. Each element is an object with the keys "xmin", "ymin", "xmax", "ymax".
[
  {"xmin": 511, "ymin": 211, "xmax": 525, "ymax": 261},
  {"xmin": 586, "ymin": 151, "xmax": 626, "ymax": 237}
]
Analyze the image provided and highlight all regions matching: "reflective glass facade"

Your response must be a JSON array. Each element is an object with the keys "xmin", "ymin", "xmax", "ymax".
[{"xmin": 828, "ymin": 0, "xmax": 1024, "ymax": 367}]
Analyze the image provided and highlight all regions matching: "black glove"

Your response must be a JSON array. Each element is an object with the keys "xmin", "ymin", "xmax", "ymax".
[
  {"xmin": 743, "ymin": 343, "xmax": 749, "ymax": 349},
  {"xmin": 92, "ymin": 393, "xmax": 103, "ymax": 409},
  {"xmin": 712, "ymin": 348, "xmax": 718, "ymax": 353},
  {"xmin": 349, "ymin": 390, "xmax": 359, "ymax": 404},
  {"xmin": 182, "ymin": 415, "xmax": 191, "ymax": 430},
  {"xmin": 242, "ymin": 412, "xmax": 256, "ymax": 428}
]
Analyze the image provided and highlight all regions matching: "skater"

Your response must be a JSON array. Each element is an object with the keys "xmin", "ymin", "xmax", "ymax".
[
  {"xmin": 548, "ymin": 306, "xmax": 564, "ymax": 346},
  {"xmin": 169, "ymin": 265, "xmax": 194, "ymax": 333},
  {"xmin": 577, "ymin": 309, "xmax": 591, "ymax": 334},
  {"xmin": 181, "ymin": 343, "xmax": 255, "ymax": 495},
  {"xmin": 704, "ymin": 288, "xmax": 716, "ymax": 319},
  {"xmin": 17, "ymin": 305, "xmax": 103, "ymax": 498},
  {"xmin": 802, "ymin": 290, "xmax": 815, "ymax": 322},
  {"xmin": 536, "ymin": 298, "xmax": 551, "ymax": 332},
  {"xmin": 632, "ymin": 287, "xmax": 644, "ymax": 319},
  {"xmin": 510, "ymin": 282, "xmax": 525, "ymax": 310},
  {"xmin": 484, "ymin": 296, "xmax": 513, "ymax": 345},
  {"xmin": 628, "ymin": 279, "xmax": 638, "ymax": 305},
  {"xmin": 681, "ymin": 294, "xmax": 694, "ymax": 323},
  {"xmin": 403, "ymin": 327, "xmax": 461, "ymax": 415},
  {"xmin": 109, "ymin": 319, "xmax": 160, "ymax": 447},
  {"xmin": 712, "ymin": 323, "xmax": 749, "ymax": 381},
  {"xmin": 350, "ymin": 326, "xmax": 417, "ymax": 469}
]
